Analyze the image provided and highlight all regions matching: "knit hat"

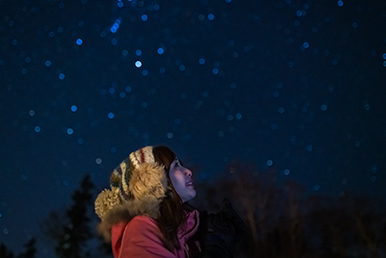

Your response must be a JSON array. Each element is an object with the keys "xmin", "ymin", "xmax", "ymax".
[{"xmin": 94, "ymin": 146, "xmax": 168, "ymax": 220}]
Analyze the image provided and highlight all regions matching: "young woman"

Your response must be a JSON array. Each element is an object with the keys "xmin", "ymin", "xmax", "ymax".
[{"xmin": 95, "ymin": 145, "xmax": 244, "ymax": 257}]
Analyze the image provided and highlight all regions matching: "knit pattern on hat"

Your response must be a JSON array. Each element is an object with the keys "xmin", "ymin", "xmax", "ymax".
[{"xmin": 94, "ymin": 146, "xmax": 168, "ymax": 223}]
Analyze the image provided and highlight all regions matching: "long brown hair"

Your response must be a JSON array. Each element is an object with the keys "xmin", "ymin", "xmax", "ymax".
[{"xmin": 153, "ymin": 146, "xmax": 187, "ymax": 251}]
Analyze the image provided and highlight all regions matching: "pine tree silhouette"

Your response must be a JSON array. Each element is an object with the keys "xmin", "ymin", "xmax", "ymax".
[
  {"xmin": 55, "ymin": 175, "xmax": 94, "ymax": 258},
  {"xmin": 16, "ymin": 238, "xmax": 36, "ymax": 258},
  {"xmin": 0, "ymin": 243, "xmax": 14, "ymax": 258}
]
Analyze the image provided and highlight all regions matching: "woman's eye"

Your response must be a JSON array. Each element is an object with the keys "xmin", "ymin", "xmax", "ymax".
[{"xmin": 174, "ymin": 160, "xmax": 181, "ymax": 167}]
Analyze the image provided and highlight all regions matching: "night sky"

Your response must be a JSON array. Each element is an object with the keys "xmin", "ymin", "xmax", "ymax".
[{"xmin": 1, "ymin": 0, "xmax": 386, "ymax": 256}]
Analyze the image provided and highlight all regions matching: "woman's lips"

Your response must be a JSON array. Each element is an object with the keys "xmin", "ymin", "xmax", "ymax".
[{"xmin": 185, "ymin": 181, "xmax": 194, "ymax": 187}]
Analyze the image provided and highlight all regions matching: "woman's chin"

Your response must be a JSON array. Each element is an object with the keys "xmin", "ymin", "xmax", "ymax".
[{"xmin": 182, "ymin": 190, "xmax": 196, "ymax": 203}]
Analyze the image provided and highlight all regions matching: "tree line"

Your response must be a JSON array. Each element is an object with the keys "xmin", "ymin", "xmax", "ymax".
[
  {"xmin": 194, "ymin": 160, "xmax": 386, "ymax": 258},
  {"xmin": 1, "ymin": 162, "xmax": 385, "ymax": 257}
]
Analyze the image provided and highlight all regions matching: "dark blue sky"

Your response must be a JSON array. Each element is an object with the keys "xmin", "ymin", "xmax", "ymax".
[{"xmin": 1, "ymin": 0, "xmax": 386, "ymax": 256}]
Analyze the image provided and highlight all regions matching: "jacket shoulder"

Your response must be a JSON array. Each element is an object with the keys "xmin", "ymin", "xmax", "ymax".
[
  {"xmin": 125, "ymin": 216, "xmax": 159, "ymax": 235},
  {"xmin": 117, "ymin": 216, "xmax": 175, "ymax": 258}
]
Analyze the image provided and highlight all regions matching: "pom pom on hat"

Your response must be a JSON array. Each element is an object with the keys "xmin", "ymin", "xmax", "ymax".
[{"xmin": 95, "ymin": 189, "xmax": 121, "ymax": 220}]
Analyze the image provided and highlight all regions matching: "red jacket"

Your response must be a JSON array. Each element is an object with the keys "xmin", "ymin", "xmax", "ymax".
[{"xmin": 111, "ymin": 210, "xmax": 201, "ymax": 258}]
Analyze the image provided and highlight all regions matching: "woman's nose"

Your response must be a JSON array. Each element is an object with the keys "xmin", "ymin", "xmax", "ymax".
[{"xmin": 185, "ymin": 168, "xmax": 192, "ymax": 177}]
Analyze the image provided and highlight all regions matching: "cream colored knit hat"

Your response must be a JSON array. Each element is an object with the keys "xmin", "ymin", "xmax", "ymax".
[{"xmin": 94, "ymin": 146, "xmax": 168, "ymax": 220}]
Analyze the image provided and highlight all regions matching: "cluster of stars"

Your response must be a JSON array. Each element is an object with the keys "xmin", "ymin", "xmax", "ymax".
[{"xmin": 1, "ymin": 0, "xmax": 385, "ymax": 254}]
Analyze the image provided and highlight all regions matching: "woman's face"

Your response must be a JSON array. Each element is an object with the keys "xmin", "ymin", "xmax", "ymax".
[{"xmin": 169, "ymin": 158, "xmax": 196, "ymax": 203}]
